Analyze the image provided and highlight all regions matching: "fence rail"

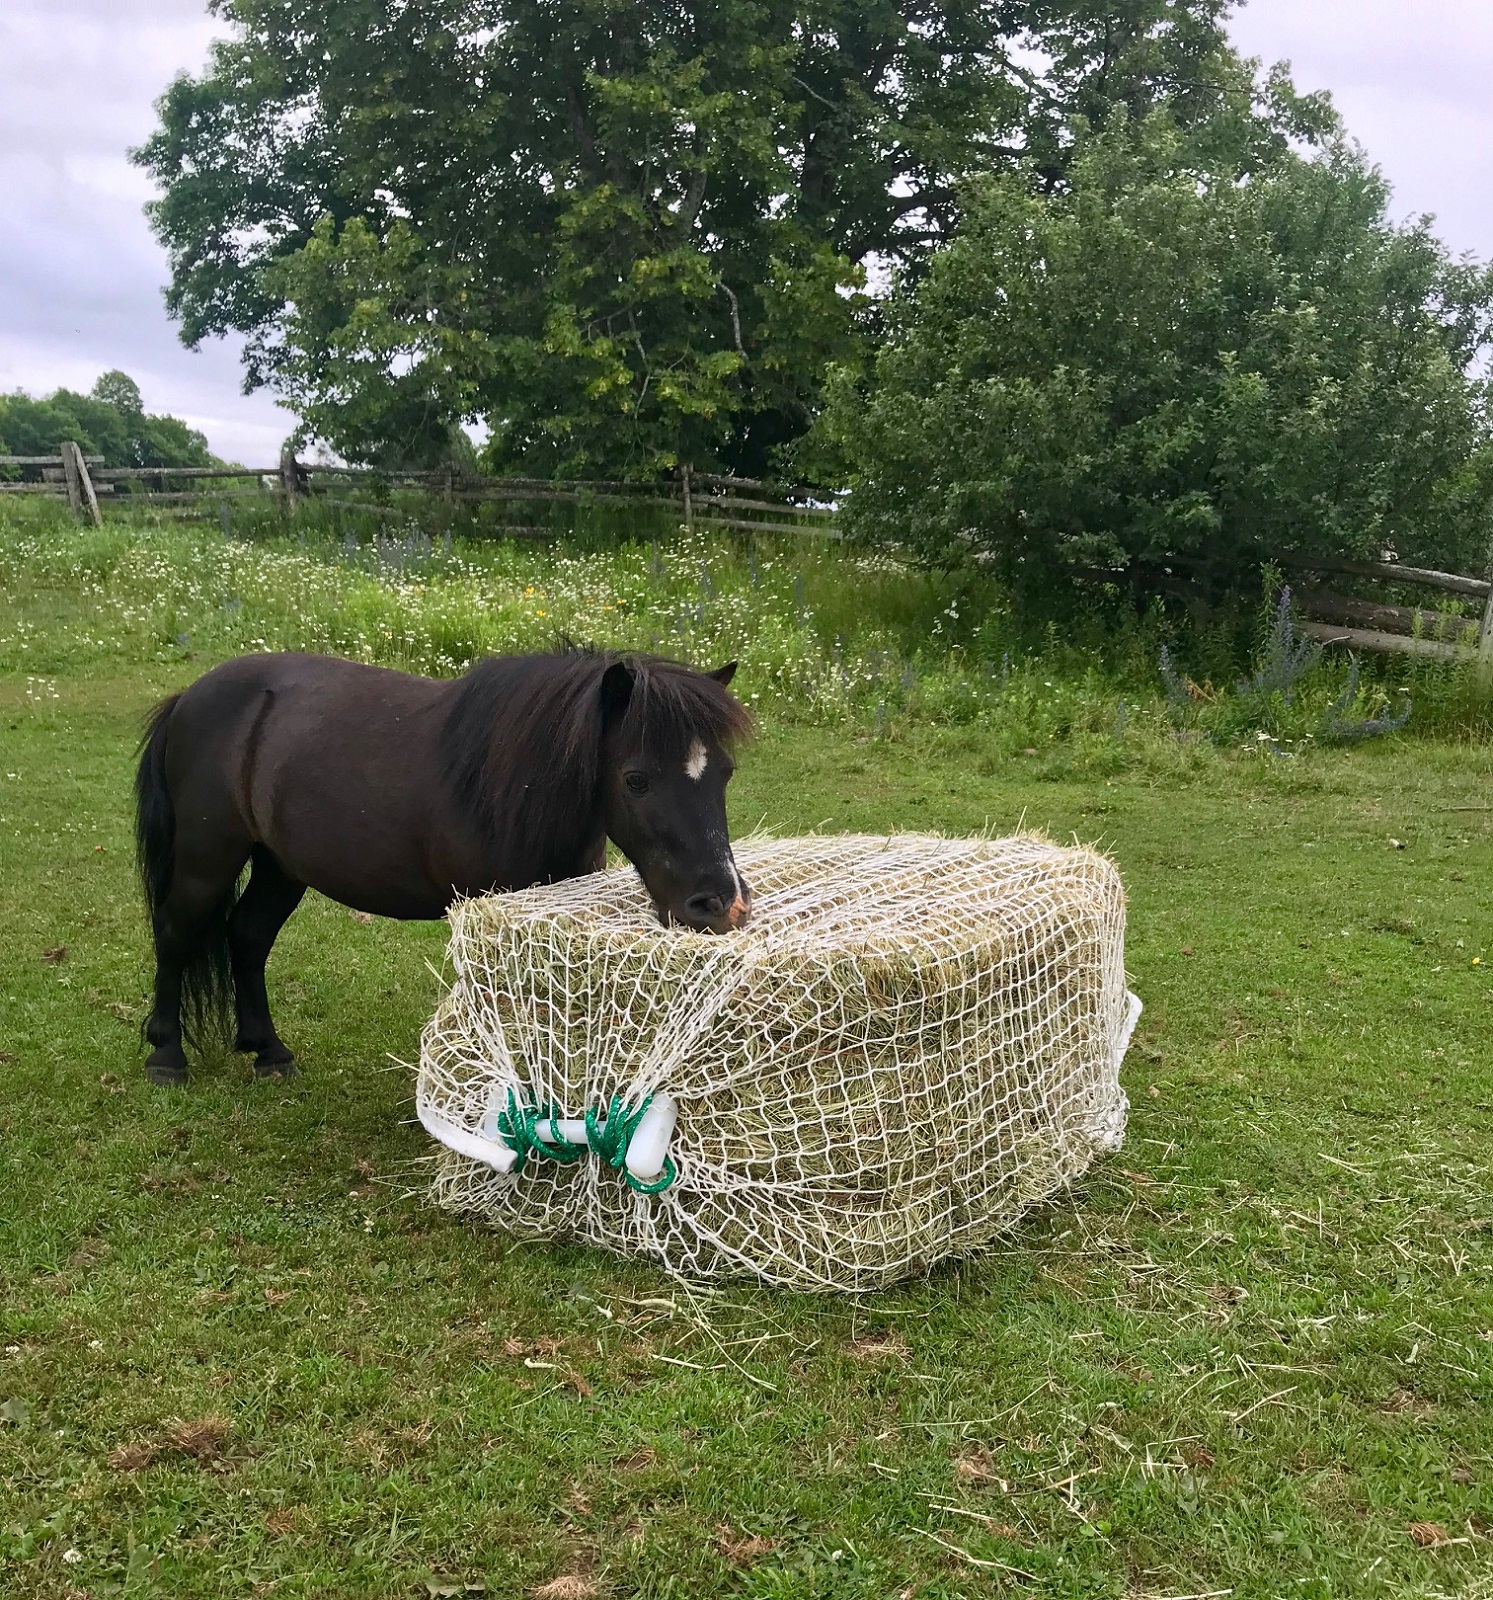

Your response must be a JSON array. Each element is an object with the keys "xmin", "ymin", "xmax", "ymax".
[
  {"xmin": 0, "ymin": 444, "xmax": 841, "ymax": 540},
  {"xmin": 1274, "ymin": 549, "xmax": 1490, "ymax": 600},
  {"xmin": 1277, "ymin": 549, "xmax": 1493, "ymax": 671},
  {"xmin": 1075, "ymin": 545, "xmax": 1493, "ymax": 671},
  {"xmin": 0, "ymin": 453, "xmax": 104, "ymax": 468}
]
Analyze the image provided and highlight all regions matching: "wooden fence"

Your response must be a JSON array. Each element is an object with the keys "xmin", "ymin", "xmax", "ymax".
[
  {"xmin": 0, "ymin": 444, "xmax": 840, "ymax": 542},
  {"xmin": 1279, "ymin": 549, "xmax": 1493, "ymax": 673},
  {"xmin": 0, "ymin": 444, "xmax": 106, "ymax": 524},
  {"xmin": 1072, "ymin": 544, "xmax": 1493, "ymax": 672}
]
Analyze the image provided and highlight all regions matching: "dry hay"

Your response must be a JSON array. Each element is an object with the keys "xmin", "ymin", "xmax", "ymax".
[{"xmin": 417, "ymin": 833, "xmax": 1140, "ymax": 1292}]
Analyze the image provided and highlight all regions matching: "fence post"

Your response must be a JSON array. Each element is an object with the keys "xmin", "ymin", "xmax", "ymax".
[
  {"xmin": 279, "ymin": 446, "xmax": 303, "ymax": 515},
  {"xmin": 60, "ymin": 441, "xmax": 102, "ymax": 527},
  {"xmin": 681, "ymin": 463, "xmax": 693, "ymax": 530},
  {"xmin": 76, "ymin": 446, "xmax": 102, "ymax": 528},
  {"xmin": 59, "ymin": 441, "xmax": 82, "ymax": 516},
  {"xmin": 1478, "ymin": 562, "xmax": 1493, "ymax": 684}
]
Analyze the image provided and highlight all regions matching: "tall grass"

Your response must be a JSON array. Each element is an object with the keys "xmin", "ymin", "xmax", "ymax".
[{"xmin": 2, "ymin": 495, "xmax": 1488, "ymax": 755}]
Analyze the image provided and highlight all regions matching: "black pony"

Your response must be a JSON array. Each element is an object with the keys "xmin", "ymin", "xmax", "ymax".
[{"xmin": 135, "ymin": 648, "xmax": 752, "ymax": 1085}]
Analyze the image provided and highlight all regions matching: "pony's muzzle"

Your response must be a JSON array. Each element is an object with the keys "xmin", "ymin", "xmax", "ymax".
[{"xmin": 683, "ymin": 875, "xmax": 752, "ymax": 933}]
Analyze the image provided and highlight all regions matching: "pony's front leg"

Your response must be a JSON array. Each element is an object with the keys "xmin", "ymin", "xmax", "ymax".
[{"xmin": 229, "ymin": 848, "xmax": 307, "ymax": 1078}]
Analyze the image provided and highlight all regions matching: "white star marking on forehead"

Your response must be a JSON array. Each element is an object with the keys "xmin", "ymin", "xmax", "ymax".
[{"xmin": 684, "ymin": 740, "xmax": 708, "ymax": 781}]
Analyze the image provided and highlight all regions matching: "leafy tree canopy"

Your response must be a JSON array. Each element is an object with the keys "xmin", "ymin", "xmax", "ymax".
[
  {"xmin": 136, "ymin": 0, "xmax": 1274, "ymax": 477},
  {"xmin": 0, "ymin": 373, "xmax": 215, "ymax": 470},
  {"xmin": 814, "ymin": 110, "xmax": 1493, "ymax": 593}
]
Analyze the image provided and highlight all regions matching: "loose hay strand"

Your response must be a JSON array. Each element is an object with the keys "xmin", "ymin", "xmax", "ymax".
[{"xmin": 418, "ymin": 834, "xmax": 1138, "ymax": 1291}]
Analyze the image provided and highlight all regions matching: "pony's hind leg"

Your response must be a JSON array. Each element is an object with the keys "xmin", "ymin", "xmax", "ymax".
[
  {"xmin": 144, "ymin": 938, "xmax": 191, "ymax": 1086},
  {"xmin": 229, "ymin": 847, "xmax": 307, "ymax": 1079},
  {"xmin": 144, "ymin": 848, "xmax": 247, "ymax": 1085}
]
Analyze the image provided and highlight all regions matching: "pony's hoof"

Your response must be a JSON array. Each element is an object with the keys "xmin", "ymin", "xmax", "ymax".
[
  {"xmin": 253, "ymin": 1053, "xmax": 299, "ymax": 1081},
  {"xmin": 145, "ymin": 1053, "xmax": 188, "ymax": 1087}
]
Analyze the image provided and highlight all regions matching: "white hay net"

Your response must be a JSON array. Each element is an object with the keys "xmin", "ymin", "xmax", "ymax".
[{"xmin": 417, "ymin": 833, "xmax": 1140, "ymax": 1292}]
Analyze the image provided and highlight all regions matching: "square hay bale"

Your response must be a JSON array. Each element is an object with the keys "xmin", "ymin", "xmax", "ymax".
[{"xmin": 417, "ymin": 833, "xmax": 1140, "ymax": 1291}]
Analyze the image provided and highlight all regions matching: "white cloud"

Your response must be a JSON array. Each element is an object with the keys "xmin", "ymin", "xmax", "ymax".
[
  {"xmin": 1229, "ymin": 0, "xmax": 1493, "ymax": 262},
  {"xmin": 0, "ymin": 0, "xmax": 293, "ymax": 463}
]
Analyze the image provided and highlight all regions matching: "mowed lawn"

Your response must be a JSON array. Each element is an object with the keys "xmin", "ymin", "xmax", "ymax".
[{"xmin": 2, "ymin": 653, "xmax": 1492, "ymax": 1599}]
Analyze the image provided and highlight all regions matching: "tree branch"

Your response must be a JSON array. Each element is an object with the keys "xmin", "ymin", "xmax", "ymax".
[
  {"xmin": 791, "ymin": 74, "xmax": 840, "ymax": 112},
  {"xmin": 565, "ymin": 82, "xmax": 601, "ymax": 183},
  {"xmin": 627, "ymin": 310, "xmax": 652, "ymax": 408},
  {"xmin": 716, "ymin": 280, "xmax": 745, "ymax": 357},
  {"xmin": 997, "ymin": 53, "xmax": 1061, "ymax": 106},
  {"xmin": 677, "ymin": 166, "xmax": 708, "ymax": 230}
]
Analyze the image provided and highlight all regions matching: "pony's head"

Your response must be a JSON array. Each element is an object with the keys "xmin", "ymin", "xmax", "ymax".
[
  {"xmin": 444, "ymin": 648, "xmax": 754, "ymax": 930},
  {"xmin": 598, "ymin": 657, "xmax": 753, "ymax": 934}
]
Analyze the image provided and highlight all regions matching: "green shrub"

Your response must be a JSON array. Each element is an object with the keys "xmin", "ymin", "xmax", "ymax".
[{"xmin": 818, "ymin": 111, "xmax": 1493, "ymax": 598}]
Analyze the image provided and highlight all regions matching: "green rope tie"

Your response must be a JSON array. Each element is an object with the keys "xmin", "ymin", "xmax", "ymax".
[
  {"xmin": 493, "ymin": 1088, "xmax": 585, "ymax": 1175},
  {"xmin": 496, "ymin": 1088, "xmax": 677, "ymax": 1194},
  {"xmin": 584, "ymin": 1092, "xmax": 648, "ymax": 1169},
  {"xmin": 585, "ymin": 1092, "xmax": 679, "ymax": 1194},
  {"xmin": 625, "ymin": 1158, "xmax": 678, "ymax": 1196}
]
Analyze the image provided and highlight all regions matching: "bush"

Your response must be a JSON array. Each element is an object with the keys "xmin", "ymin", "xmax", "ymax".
[
  {"xmin": 818, "ymin": 109, "xmax": 1493, "ymax": 599},
  {"xmin": 1159, "ymin": 587, "xmax": 1416, "ymax": 748}
]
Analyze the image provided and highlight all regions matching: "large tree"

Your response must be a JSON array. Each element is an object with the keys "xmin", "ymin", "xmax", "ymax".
[
  {"xmin": 814, "ymin": 111, "xmax": 1493, "ymax": 591},
  {"xmin": 138, "ymin": 0, "xmax": 1252, "ymax": 476}
]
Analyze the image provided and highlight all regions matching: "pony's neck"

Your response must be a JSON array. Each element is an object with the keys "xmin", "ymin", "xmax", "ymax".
[
  {"xmin": 441, "ymin": 654, "xmax": 608, "ymax": 880},
  {"xmin": 530, "ymin": 811, "xmax": 607, "ymax": 885}
]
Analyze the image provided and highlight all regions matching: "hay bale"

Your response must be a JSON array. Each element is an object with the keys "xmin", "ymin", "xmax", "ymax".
[{"xmin": 417, "ymin": 833, "xmax": 1140, "ymax": 1291}]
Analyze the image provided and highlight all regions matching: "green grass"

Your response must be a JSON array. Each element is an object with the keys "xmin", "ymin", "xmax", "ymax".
[{"xmin": 2, "ymin": 508, "xmax": 1493, "ymax": 1599}]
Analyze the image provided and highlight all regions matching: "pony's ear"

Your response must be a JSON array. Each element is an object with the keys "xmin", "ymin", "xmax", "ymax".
[
  {"xmin": 707, "ymin": 661, "xmax": 738, "ymax": 687},
  {"xmin": 599, "ymin": 659, "xmax": 635, "ymax": 724}
]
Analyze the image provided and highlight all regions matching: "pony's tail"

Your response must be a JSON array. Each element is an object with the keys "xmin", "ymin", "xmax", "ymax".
[
  {"xmin": 135, "ymin": 696, "xmax": 179, "ymax": 932},
  {"xmin": 135, "ymin": 695, "xmax": 236, "ymax": 1049}
]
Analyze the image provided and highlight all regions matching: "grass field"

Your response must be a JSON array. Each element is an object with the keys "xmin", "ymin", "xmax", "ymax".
[{"xmin": 2, "ymin": 510, "xmax": 1492, "ymax": 1599}]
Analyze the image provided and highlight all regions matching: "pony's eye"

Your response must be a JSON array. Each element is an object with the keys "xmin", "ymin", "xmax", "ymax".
[{"xmin": 624, "ymin": 772, "xmax": 650, "ymax": 796}]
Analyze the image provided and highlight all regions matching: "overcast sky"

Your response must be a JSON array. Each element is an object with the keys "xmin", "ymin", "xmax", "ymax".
[{"xmin": 1, "ymin": 1, "xmax": 1490, "ymax": 465}]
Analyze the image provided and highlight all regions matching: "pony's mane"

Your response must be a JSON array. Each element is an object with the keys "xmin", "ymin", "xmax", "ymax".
[{"xmin": 441, "ymin": 648, "xmax": 752, "ymax": 863}]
